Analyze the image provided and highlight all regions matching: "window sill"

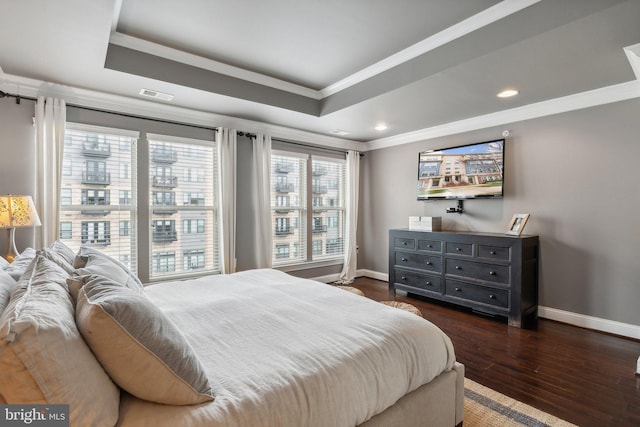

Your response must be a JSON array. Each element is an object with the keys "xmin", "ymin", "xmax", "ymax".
[{"xmin": 275, "ymin": 258, "xmax": 344, "ymax": 273}]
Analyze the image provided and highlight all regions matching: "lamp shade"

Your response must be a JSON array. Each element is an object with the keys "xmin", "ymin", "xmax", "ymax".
[{"xmin": 0, "ymin": 195, "xmax": 42, "ymax": 228}]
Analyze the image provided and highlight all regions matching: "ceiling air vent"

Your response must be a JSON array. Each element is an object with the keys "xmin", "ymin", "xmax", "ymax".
[
  {"xmin": 139, "ymin": 89, "xmax": 174, "ymax": 101},
  {"xmin": 329, "ymin": 129, "xmax": 350, "ymax": 136}
]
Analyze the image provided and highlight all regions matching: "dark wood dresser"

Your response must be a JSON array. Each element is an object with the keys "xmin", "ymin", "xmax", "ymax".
[{"xmin": 389, "ymin": 229, "xmax": 539, "ymax": 328}]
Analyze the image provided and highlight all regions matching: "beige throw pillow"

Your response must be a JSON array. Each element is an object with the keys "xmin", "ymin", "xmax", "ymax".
[
  {"xmin": 76, "ymin": 275, "xmax": 214, "ymax": 405},
  {"xmin": 0, "ymin": 256, "xmax": 119, "ymax": 426}
]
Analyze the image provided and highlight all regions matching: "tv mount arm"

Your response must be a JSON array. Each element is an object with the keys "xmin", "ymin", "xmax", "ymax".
[{"xmin": 446, "ymin": 200, "xmax": 464, "ymax": 214}]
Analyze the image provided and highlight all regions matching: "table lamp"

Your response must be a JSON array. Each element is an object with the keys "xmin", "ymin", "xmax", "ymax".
[{"xmin": 0, "ymin": 195, "xmax": 41, "ymax": 263}]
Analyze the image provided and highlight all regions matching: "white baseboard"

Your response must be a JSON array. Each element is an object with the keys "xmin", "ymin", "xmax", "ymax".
[
  {"xmin": 355, "ymin": 270, "xmax": 640, "ymax": 340},
  {"xmin": 310, "ymin": 273, "xmax": 341, "ymax": 283},
  {"xmin": 538, "ymin": 306, "xmax": 640, "ymax": 340}
]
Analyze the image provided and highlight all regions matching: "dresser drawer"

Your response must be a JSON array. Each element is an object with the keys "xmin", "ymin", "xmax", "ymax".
[
  {"xmin": 394, "ymin": 237, "xmax": 415, "ymax": 250},
  {"xmin": 417, "ymin": 239, "xmax": 442, "ymax": 252},
  {"xmin": 478, "ymin": 244, "xmax": 510, "ymax": 261},
  {"xmin": 394, "ymin": 269, "xmax": 441, "ymax": 293},
  {"xmin": 395, "ymin": 251, "xmax": 442, "ymax": 273},
  {"xmin": 445, "ymin": 242, "xmax": 473, "ymax": 256},
  {"xmin": 445, "ymin": 258, "xmax": 509, "ymax": 285},
  {"xmin": 445, "ymin": 279, "xmax": 509, "ymax": 308}
]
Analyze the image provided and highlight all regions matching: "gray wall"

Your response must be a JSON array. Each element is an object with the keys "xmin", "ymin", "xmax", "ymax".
[
  {"xmin": 0, "ymin": 99, "xmax": 37, "ymax": 252},
  {"xmin": 359, "ymin": 98, "xmax": 640, "ymax": 326}
]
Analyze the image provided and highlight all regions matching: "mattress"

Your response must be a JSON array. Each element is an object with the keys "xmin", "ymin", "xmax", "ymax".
[{"xmin": 117, "ymin": 269, "xmax": 456, "ymax": 427}]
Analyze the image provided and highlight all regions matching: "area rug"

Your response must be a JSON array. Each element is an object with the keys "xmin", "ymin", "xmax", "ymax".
[{"xmin": 464, "ymin": 378, "xmax": 577, "ymax": 427}]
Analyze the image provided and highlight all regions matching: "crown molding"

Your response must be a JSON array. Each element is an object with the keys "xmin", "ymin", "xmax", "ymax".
[
  {"xmin": 320, "ymin": 0, "xmax": 541, "ymax": 97},
  {"xmin": 364, "ymin": 79, "xmax": 640, "ymax": 151},
  {"xmin": 0, "ymin": 70, "xmax": 364, "ymax": 152}
]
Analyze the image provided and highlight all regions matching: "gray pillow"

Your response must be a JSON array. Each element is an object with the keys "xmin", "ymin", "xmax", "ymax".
[
  {"xmin": 37, "ymin": 248, "xmax": 74, "ymax": 275},
  {"xmin": 3, "ymin": 248, "xmax": 36, "ymax": 281},
  {"xmin": 48, "ymin": 240, "xmax": 76, "ymax": 266},
  {"xmin": 0, "ymin": 256, "xmax": 119, "ymax": 425},
  {"xmin": 67, "ymin": 246, "xmax": 143, "ymax": 301},
  {"xmin": 75, "ymin": 275, "xmax": 214, "ymax": 405},
  {"xmin": 0, "ymin": 270, "xmax": 16, "ymax": 316}
]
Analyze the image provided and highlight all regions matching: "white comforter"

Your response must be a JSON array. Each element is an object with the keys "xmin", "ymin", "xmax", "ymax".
[{"xmin": 117, "ymin": 269, "xmax": 456, "ymax": 427}]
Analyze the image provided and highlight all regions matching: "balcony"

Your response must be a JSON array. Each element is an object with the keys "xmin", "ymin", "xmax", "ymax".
[
  {"xmin": 82, "ymin": 143, "xmax": 111, "ymax": 158},
  {"xmin": 312, "ymin": 225, "xmax": 327, "ymax": 234},
  {"xmin": 275, "ymin": 183, "xmax": 294, "ymax": 193},
  {"xmin": 153, "ymin": 230, "xmax": 178, "ymax": 243},
  {"xmin": 80, "ymin": 238, "xmax": 111, "ymax": 247},
  {"xmin": 275, "ymin": 162, "xmax": 294, "ymax": 173},
  {"xmin": 80, "ymin": 209, "xmax": 111, "ymax": 216},
  {"xmin": 275, "ymin": 209, "xmax": 292, "ymax": 214},
  {"xmin": 312, "ymin": 185, "xmax": 328, "ymax": 194},
  {"xmin": 312, "ymin": 166, "xmax": 328, "ymax": 176},
  {"xmin": 275, "ymin": 227, "xmax": 293, "ymax": 236},
  {"xmin": 152, "ymin": 149, "xmax": 178, "ymax": 163},
  {"xmin": 82, "ymin": 172, "xmax": 111, "ymax": 185},
  {"xmin": 152, "ymin": 176, "xmax": 178, "ymax": 188}
]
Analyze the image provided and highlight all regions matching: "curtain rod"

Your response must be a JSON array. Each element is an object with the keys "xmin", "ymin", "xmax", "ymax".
[
  {"xmin": 273, "ymin": 137, "xmax": 364, "ymax": 157},
  {"xmin": 2, "ymin": 91, "xmax": 361, "ymax": 155},
  {"xmin": 0, "ymin": 90, "xmax": 218, "ymax": 133}
]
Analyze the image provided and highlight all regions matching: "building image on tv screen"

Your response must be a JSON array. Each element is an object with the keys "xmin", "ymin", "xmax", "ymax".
[{"xmin": 417, "ymin": 139, "xmax": 504, "ymax": 200}]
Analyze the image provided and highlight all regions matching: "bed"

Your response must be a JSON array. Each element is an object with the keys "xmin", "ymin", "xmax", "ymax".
[{"xmin": 0, "ymin": 243, "xmax": 464, "ymax": 427}]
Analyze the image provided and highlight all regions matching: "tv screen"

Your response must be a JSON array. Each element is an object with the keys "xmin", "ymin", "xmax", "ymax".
[{"xmin": 417, "ymin": 139, "xmax": 504, "ymax": 200}]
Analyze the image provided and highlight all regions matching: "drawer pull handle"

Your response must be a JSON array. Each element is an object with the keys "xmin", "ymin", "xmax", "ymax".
[
  {"xmin": 455, "ymin": 287, "xmax": 461, "ymax": 292},
  {"xmin": 455, "ymin": 266, "xmax": 461, "ymax": 270},
  {"xmin": 425, "ymin": 261, "xmax": 431, "ymax": 265},
  {"xmin": 456, "ymin": 247, "xmax": 462, "ymax": 251},
  {"xmin": 427, "ymin": 244, "xmax": 432, "ymax": 248},
  {"xmin": 401, "ymin": 258, "xmax": 407, "ymax": 262},
  {"xmin": 489, "ymin": 294, "xmax": 496, "ymax": 299},
  {"xmin": 401, "ymin": 276, "xmax": 407, "ymax": 280},
  {"xmin": 402, "ymin": 242, "xmax": 407, "ymax": 245},
  {"xmin": 425, "ymin": 281, "xmax": 431, "ymax": 286},
  {"xmin": 490, "ymin": 251, "xmax": 496, "ymax": 255},
  {"xmin": 489, "ymin": 271, "xmax": 497, "ymax": 276}
]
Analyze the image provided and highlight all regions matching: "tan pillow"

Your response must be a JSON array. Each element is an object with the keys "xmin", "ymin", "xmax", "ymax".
[
  {"xmin": 0, "ymin": 256, "xmax": 119, "ymax": 426},
  {"xmin": 68, "ymin": 246, "xmax": 143, "ymax": 301},
  {"xmin": 76, "ymin": 275, "xmax": 214, "ymax": 405}
]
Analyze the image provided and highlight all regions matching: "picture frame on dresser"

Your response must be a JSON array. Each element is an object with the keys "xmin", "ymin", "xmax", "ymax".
[{"xmin": 506, "ymin": 213, "xmax": 530, "ymax": 236}]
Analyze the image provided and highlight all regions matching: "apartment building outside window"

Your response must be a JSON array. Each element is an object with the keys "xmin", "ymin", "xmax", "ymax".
[
  {"xmin": 148, "ymin": 135, "xmax": 219, "ymax": 279},
  {"xmin": 271, "ymin": 149, "xmax": 346, "ymax": 266},
  {"xmin": 59, "ymin": 124, "xmax": 221, "ymax": 281},
  {"xmin": 59, "ymin": 124, "xmax": 137, "ymax": 271}
]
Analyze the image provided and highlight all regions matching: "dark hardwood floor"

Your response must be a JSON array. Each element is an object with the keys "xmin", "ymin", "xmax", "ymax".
[{"xmin": 350, "ymin": 277, "xmax": 640, "ymax": 427}]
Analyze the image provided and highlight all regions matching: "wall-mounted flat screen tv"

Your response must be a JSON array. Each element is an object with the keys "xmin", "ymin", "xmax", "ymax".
[{"xmin": 417, "ymin": 139, "xmax": 504, "ymax": 200}]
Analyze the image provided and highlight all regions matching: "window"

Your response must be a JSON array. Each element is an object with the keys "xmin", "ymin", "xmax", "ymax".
[
  {"xmin": 183, "ymin": 249, "xmax": 205, "ymax": 270},
  {"xmin": 119, "ymin": 190, "xmax": 131, "ymax": 205},
  {"xmin": 183, "ymin": 219, "xmax": 205, "ymax": 234},
  {"xmin": 60, "ymin": 188, "xmax": 72, "ymax": 206},
  {"xmin": 271, "ymin": 150, "xmax": 346, "ymax": 266},
  {"xmin": 119, "ymin": 220, "xmax": 130, "ymax": 237},
  {"xmin": 275, "ymin": 244, "xmax": 290, "ymax": 259},
  {"xmin": 59, "ymin": 222, "xmax": 72, "ymax": 239},
  {"xmin": 60, "ymin": 124, "xmax": 221, "ymax": 282},
  {"xmin": 81, "ymin": 221, "xmax": 110, "ymax": 246},
  {"xmin": 59, "ymin": 124, "xmax": 137, "ymax": 271},
  {"xmin": 148, "ymin": 135, "xmax": 219, "ymax": 279},
  {"xmin": 152, "ymin": 252, "xmax": 175, "ymax": 273}
]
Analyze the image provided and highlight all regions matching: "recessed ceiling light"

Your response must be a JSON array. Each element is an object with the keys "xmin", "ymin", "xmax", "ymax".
[
  {"xmin": 329, "ymin": 129, "xmax": 350, "ymax": 136},
  {"xmin": 497, "ymin": 89, "xmax": 519, "ymax": 98},
  {"xmin": 375, "ymin": 123, "xmax": 388, "ymax": 131},
  {"xmin": 139, "ymin": 88, "xmax": 174, "ymax": 101}
]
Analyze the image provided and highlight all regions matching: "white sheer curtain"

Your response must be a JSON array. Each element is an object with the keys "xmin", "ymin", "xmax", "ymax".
[
  {"xmin": 339, "ymin": 150, "xmax": 360, "ymax": 283},
  {"xmin": 251, "ymin": 134, "xmax": 272, "ymax": 268},
  {"xmin": 34, "ymin": 96, "xmax": 66, "ymax": 248},
  {"xmin": 218, "ymin": 128, "xmax": 237, "ymax": 274}
]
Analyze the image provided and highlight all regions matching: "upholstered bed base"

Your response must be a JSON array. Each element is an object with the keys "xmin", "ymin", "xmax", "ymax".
[{"xmin": 360, "ymin": 362, "xmax": 465, "ymax": 427}]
